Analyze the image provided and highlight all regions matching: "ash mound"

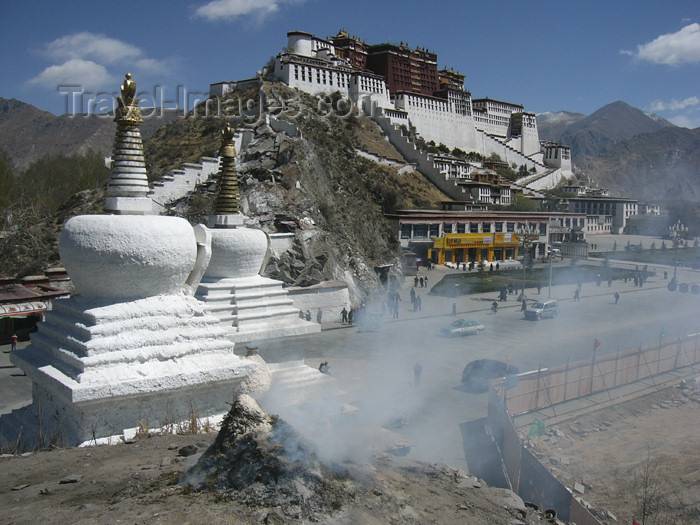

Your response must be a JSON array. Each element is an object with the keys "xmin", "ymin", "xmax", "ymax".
[{"xmin": 183, "ymin": 395, "xmax": 353, "ymax": 517}]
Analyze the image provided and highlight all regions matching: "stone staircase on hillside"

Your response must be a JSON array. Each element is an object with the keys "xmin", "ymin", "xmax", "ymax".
[
  {"xmin": 515, "ymin": 167, "xmax": 569, "ymax": 190},
  {"xmin": 149, "ymin": 157, "xmax": 220, "ymax": 214},
  {"xmin": 369, "ymin": 108, "xmax": 550, "ymax": 197},
  {"xmin": 370, "ymin": 110, "xmax": 463, "ymax": 200},
  {"xmin": 492, "ymin": 133, "xmax": 547, "ymax": 171},
  {"xmin": 148, "ymin": 129, "xmax": 252, "ymax": 214}
]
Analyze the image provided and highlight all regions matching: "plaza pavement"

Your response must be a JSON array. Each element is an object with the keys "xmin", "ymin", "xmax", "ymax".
[{"xmin": 2, "ymin": 255, "xmax": 697, "ymax": 418}]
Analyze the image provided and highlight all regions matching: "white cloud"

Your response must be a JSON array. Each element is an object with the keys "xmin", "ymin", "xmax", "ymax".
[
  {"xmin": 648, "ymin": 96, "xmax": 700, "ymax": 112},
  {"xmin": 44, "ymin": 32, "xmax": 143, "ymax": 65},
  {"xmin": 28, "ymin": 58, "xmax": 113, "ymax": 89},
  {"xmin": 633, "ymin": 23, "xmax": 700, "ymax": 65},
  {"xmin": 28, "ymin": 32, "xmax": 175, "ymax": 92},
  {"xmin": 667, "ymin": 113, "xmax": 700, "ymax": 129},
  {"xmin": 194, "ymin": 0, "xmax": 304, "ymax": 22}
]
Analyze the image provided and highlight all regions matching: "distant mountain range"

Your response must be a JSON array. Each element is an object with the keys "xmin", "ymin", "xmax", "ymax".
[
  {"xmin": 537, "ymin": 101, "xmax": 676, "ymax": 158},
  {"xmin": 2, "ymin": 96, "xmax": 699, "ymax": 203},
  {"xmin": 0, "ymin": 98, "xmax": 181, "ymax": 170},
  {"xmin": 538, "ymin": 101, "xmax": 699, "ymax": 201}
]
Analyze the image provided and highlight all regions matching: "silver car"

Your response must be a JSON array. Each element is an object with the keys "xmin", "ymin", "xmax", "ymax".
[
  {"xmin": 440, "ymin": 318, "xmax": 485, "ymax": 336},
  {"xmin": 524, "ymin": 299, "xmax": 560, "ymax": 320}
]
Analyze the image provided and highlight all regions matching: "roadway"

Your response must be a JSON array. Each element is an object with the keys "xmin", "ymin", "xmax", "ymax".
[{"xmin": 2, "ymin": 262, "xmax": 699, "ymax": 471}]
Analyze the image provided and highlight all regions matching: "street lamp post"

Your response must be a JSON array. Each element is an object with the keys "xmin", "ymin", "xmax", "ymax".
[
  {"xmin": 669, "ymin": 221, "xmax": 688, "ymax": 284},
  {"xmin": 548, "ymin": 247, "xmax": 553, "ymax": 299},
  {"xmin": 518, "ymin": 226, "xmax": 532, "ymax": 297}
]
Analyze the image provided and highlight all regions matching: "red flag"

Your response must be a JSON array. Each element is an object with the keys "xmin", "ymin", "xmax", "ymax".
[
  {"xmin": 632, "ymin": 519, "xmax": 641, "ymax": 525},
  {"xmin": 594, "ymin": 338, "xmax": 601, "ymax": 350}
]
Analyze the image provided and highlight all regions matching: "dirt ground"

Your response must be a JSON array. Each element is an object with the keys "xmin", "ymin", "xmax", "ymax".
[
  {"xmin": 525, "ymin": 379, "xmax": 700, "ymax": 524},
  {"xmin": 2, "ymin": 383, "xmax": 699, "ymax": 525},
  {"xmin": 1, "ymin": 429, "xmax": 558, "ymax": 525}
]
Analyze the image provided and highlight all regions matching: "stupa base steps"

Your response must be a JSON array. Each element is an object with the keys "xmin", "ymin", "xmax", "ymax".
[
  {"xmin": 1, "ymin": 293, "xmax": 259, "ymax": 449},
  {"xmin": 0, "ymin": 377, "xmax": 248, "ymax": 450},
  {"xmin": 196, "ymin": 276, "xmax": 320, "ymax": 343},
  {"xmin": 258, "ymin": 360, "xmax": 345, "ymax": 411}
]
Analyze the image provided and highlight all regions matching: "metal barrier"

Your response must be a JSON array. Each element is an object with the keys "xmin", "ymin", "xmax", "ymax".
[
  {"xmin": 503, "ymin": 333, "xmax": 700, "ymax": 416},
  {"xmin": 485, "ymin": 333, "xmax": 700, "ymax": 524}
]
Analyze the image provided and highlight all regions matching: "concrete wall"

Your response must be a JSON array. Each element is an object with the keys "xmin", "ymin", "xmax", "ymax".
[
  {"xmin": 268, "ymin": 232, "xmax": 295, "ymax": 257},
  {"xmin": 287, "ymin": 282, "xmax": 350, "ymax": 323}
]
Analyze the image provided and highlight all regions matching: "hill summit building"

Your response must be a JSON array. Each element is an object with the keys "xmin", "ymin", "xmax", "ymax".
[{"xmin": 212, "ymin": 30, "xmax": 572, "ymax": 191}]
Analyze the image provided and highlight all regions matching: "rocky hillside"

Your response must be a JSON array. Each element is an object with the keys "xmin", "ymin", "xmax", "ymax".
[
  {"xmin": 1, "ymin": 82, "xmax": 448, "ymax": 303},
  {"xmin": 159, "ymin": 82, "xmax": 447, "ymax": 301}
]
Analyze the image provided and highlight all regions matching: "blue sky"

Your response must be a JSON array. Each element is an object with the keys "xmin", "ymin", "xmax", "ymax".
[{"xmin": 1, "ymin": 0, "xmax": 699, "ymax": 127}]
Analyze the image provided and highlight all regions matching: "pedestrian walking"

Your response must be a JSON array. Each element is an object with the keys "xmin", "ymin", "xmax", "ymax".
[
  {"xmin": 11, "ymin": 333, "xmax": 18, "ymax": 351},
  {"xmin": 413, "ymin": 363, "xmax": 422, "ymax": 386},
  {"xmin": 614, "ymin": 292, "xmax": 620, "ymax": 304},
  {"xmin": 574, "ymin": 288, "xmax": 580, "ymax": 302},
  {"xmin": 451, "ymin": 302, "xmax": 457, "ymax": 316},
  {"xmin": 341, "ymin": 307, "xmax": 348, "ymax": 324},
  {"xmin": 537, "ymin": 282, "xmax": 542, "ymax": 294},
  {"xmin": 416, "ymin": 295, "xmax": 421, "ymax": 311},
  {"xmin": 414, "ymin": 276, "xmax": 419, "ymax": 288},
  {"xmin": 348, "ymin": 308, "xmax": 354, "ymax": 325},
  {"xmin": 305, "ymin": 310, "xmax": 311, "ymax": 321},
  {"xmin": 424, "ymin": 276, "xmax": 428, "ymax": 287},
  {"xmin": 317, "ymin": 308, "xmax": 322, "ymax": 324},
  {"xmin": 419, "ymin": 276, "xmax": 424, "ymax": 287},
  {"xmin": 521, "ymin": 298, "xmax": 527, "ymax": 312}
]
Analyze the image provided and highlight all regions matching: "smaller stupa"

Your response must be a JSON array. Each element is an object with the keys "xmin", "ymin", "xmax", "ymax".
[{"xmin": 195, "ymin": 125, "xmax": 320, "ymax": 342}]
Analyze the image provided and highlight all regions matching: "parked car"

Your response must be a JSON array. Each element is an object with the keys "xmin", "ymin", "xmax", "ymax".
[
  {"xmin": 461, "ymin": 359, "xmax": 520, "ymax": 393},
  {"xmin": 524, "ymin": 299, "xmax": 560, "ymax": 320},
  {"xmin": 440, "ymin": 318, "xmax": 485, "ymax": 337}
]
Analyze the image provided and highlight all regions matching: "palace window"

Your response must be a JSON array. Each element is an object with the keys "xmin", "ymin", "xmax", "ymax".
[
  {"xmin": 506, "ymin": 222, "xmax": 515, "ymax": 232},
  {"xmin": 401, "ymin": 224, "xmax": 412, "ymax": 239},
  {"xmin": 482, "ymin": 223, "xmax": 491, "ymax": 233},
  {"xmin": 443, "ymin": 223, "xmax": 453, "ymax": 234},
  {"xmin": 429, "ymin": 224, "xmax": 440, "ymax": 237},
  {"xmin": 539, "ymin": 223, "xmax": 547, "ymax": 236},
  {"xmin": 413, "ymin": 224, "xmax": 428, "ymax": 238},
  {"xmin": 457, "ymin": 223, "xmax": 466, "ymax": 233},
  {"xmin": 495, "ymin": 222, "xmax": 503, "ymax": 232},
  {"xmin": 470, "ymin": 223, "xmax": 479, "ymax": 233}
]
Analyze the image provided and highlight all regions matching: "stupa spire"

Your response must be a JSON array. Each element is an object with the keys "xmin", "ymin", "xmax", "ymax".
[
  {"xmin": 105, "ymin": 73, "xmax": 152, "ymax": 215},
  {"xmin": 209, "ymin": 124, "xmax": 244, "ymax": 228}
]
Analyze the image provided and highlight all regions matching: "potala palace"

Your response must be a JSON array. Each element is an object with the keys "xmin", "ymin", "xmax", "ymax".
[{"xmin": 212, "ymin": 30, "xmax": 573, "ymax": 195}]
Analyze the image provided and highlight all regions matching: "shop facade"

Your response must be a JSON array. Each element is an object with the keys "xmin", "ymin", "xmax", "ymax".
[{"xmin": 432, "ymin": 233, "xmax": 521, "ymax": 264}]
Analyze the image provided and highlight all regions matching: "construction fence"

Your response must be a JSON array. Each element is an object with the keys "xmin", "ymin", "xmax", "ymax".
[
  {"xmin": 504, "ymin": 333, "xmax": 700, "ymax": 416},
  {"xmin": 486, "ymin": 332, "xmax": 700, "ymax": 524}
]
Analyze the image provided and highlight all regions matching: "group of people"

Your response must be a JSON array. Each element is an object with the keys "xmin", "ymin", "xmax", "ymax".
[
  {"xmin": 413, "ymin": 275, "xmax": 429, "ymax": 288},
  {"xmin": 340, "ymin": 306, "xmax": 355, "ymax": 325},
  {"xmin": 499, "ymin": 283, "xmax": 522, "ymax": 302},
  {"xmin": 409, "ymin": 288, "xmax": 422, "ymax": 312},
  {"xmin": 299, "ymin": 308, "xmax": 323, "ymax": 323}
]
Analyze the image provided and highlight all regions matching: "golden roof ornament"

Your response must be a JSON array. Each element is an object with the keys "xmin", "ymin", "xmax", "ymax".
[
  {"xmin": 115, "ymin": 72, "xmax": 142, "ymax": 124},
  {"xmin": 212, "ymin": 124, "xmax": 241, "ymax": 219}
]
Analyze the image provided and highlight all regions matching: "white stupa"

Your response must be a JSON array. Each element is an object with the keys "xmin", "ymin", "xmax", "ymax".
[
  {"xmin": 1, "ymin": 74, "xmax": 262, "ymax": 449},
  {"xmin": 194, "ymin": 125, "xmax": 320, "ymax": 342}
]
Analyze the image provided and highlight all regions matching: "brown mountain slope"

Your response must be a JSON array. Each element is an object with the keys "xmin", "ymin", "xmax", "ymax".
[{"xmin": 575, "ymin": 126, "xmax": 700, "ymax": 201}]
